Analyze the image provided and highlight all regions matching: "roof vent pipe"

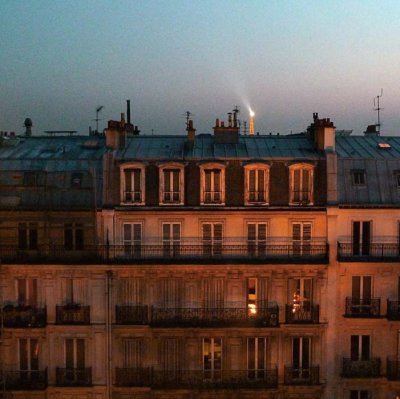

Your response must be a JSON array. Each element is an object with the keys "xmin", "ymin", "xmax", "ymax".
[{"xmin": 127, "ymin": 100, "xmax": 131, "ymax": 124}]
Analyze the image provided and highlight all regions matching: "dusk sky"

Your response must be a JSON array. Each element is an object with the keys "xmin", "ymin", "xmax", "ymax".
[{"xmin": 1, "ymin": 0, "xmax": 399, "ymax": 136}]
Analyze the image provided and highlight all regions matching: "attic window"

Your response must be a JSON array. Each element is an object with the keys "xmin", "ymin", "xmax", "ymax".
[
  {"xmin": 352, "ymin": 170, "xmax": 366, "ymax": 186},
  {"xmin": 23, "ymin": 172, "xmax": 38, "ymax": 186},
  {"xmin": 394, "ymin": 171, "xmax": 400, "ymax": 188},
  {"xmin": 378, "ymin": 143, "xmax": 391, "ymax": 149}
]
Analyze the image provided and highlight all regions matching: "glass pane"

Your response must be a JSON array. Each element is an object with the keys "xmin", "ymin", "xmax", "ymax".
[
  {"xmin": 248, "ymin": 338, "xmax": 255, "ymax": 370},
  {"xmin": 363, "ymin": 276, "xmax": 372, "ymax": 299},
  {"xmin": 214, "ymin": 170, "xmax": 221, "ymax": 192},
  {"xmin": 17, "ymin": 279, "xmax": 27, "ymax": 304},
  {"xmin": 350, "ymin": 335, "xmax": 359, "ymax": 361},
  {"xmin": 173, "ymin": 170, "xmax": 180, "ymax": 192},
  {"xmin": 19, "ymin": 339, "xmax": 28, "ymax": 370},
  {"xmin": 65, "ymin": 339, "xmax": 74, "ymax": 368},
  {"xmin": 30, "ymin": 339, "xmax": 39, "ymax": 370},
  {"xmin": 292, "ymin": 338, "xmax": 300, "ymax": 368},
  {"xmin": 77, "ymin": 339, "xmax": 85, "ymax": 368},
  {"xmin": 123, "ymin": 224, "xmax": 131, "ymax": 242},
  {"xmin": 124, "ymin": 170, "xmax": 132, "ymax": 192},
  {"xmin": 257, "ymin": 338, "xmax": 265, "ymax": 370},
  {"xmin": 352, "ymin": 276, "xmax": 361, "ymax": 299},
  {"xmin": 361, "ymin": 336, "xmax": 370, "ymax": 361},
  {"xmin": 133, "ymin": 169, "xmax": 141, "ymax": 191}
]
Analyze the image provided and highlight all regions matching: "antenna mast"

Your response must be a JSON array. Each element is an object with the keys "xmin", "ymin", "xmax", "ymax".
[
  {"xmin": 373, "ymin": 89, "xmax": 383, "ymax": 135},
  {"xmin": 94, "ymin": 106, "xmax": 104, "ymax": 134}
]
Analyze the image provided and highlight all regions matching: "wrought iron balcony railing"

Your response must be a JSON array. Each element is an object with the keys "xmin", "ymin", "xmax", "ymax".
[
  {"xmin": 1, "ymin": 305, "xmax": 46, "ymax": 328},
  {"xmin": 114, "ymin": 303, "xmax": 279, "ymax": 327},
  {"xmin": 284, "ymin": 366, "xmax": 320, "ymax": 385},
  {"xmin": 115, "ymin": 368, "xmax": 278, "ymax": 389},
  {"xmin": 56, "ymin": 304, "xmax": 90, "ymax": 325},
  {"xmin": 338, "ymin": 239, "xmax": 400, "ymax": 261},
  {"xmin": 387, "ymin": 300, "xmax": 400, "ymax": 320},
  {"xmin": 56, "ymin": 368, "xmax": 92, "ymax": 387},
  {"xmin": 285, "ymin": 304, "xmax": 319, "ymax": 324},
  {"xmin": 2, "ymin": 369, "xmax": 47, "ymax": 390},
  {"xmin": 345, "ymin": 297, "xmax": 381, "ymax": 318},
  {"xmin": 0, "ymin": 237, "xmax": 329, "ymax": 264},
  {"xmin": 387, "ymin": 358, "xmax": 400, "ymax": 380},
  {"xmin": 342, "ymin": 358, "xmax": 381, "ymax": 378}
]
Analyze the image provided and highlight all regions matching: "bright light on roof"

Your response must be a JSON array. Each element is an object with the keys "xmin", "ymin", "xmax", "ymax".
[{"xmin": 378, "ymin": 143, "xmax": 391, "ymax": 149}]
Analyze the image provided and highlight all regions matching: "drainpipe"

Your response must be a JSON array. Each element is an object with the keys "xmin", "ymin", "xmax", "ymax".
[{"xmin": 105, "ymin": 270, "xmax": 113, "ymax": 399}]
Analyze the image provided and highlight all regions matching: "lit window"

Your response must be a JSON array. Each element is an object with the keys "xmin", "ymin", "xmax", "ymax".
[
  {"xmin": 159, "ymin": 163, "xmax": 184, "ymax": 205},
  {"xmin": 352, "ymin": 170, "xmax": 366, "ymax": 186},
  {"xmin": 120, "ymin": 163, "xmax": 145, "ymax": 205},
  {"xmin": 288, "ymin": 163, "xmax": 314, "ymax": 205},
  {"xmin": 247, "ymin": 278, "xmax": 257, "ymax": 316},
  {"xmin": 244, "ymin": 163, "xmax": 270, "ymax": 205},
  {"xmin": 200, "ymin": 163, "xmax": 225, "ymax": 205}
]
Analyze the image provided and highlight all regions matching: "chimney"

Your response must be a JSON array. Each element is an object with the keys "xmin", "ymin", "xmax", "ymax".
[
  {"xmin": 127, "ymin": 100, "xmax": 131, "ymax": 124},
  {"xmin": 186, "ymin": 119, "xmax": 196, "ymax": 150},
  {"xmin": 364, "ymin": 124, "xmax": 379, "ymax": 137},
  {"xmin": 213, "ymin": 112, "xmax": 240, "ymax": 144},
  {"xmin": 24, "ymin": 118, "xmax": 32, "ymax": 137},
  {"xmin": 311, "ymin": 115, "xmax": 335, "ymax": 151},
  {"xmin": 105, "ymin": 113, "xmax": 127, "ymax": 149}
]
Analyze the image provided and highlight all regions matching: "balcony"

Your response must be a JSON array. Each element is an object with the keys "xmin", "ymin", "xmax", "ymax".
[
  {"xmin": 387, "ymin": 358, "xmax": 400, "ymax": 380},
  {"xmin": 345, "ymin": 297, "xmax": 381, "ymax": 318},
  {"xmin": 285, "ymin": 304, "xmax": 319, "ymax": 324},
  {"xmin": 342, "ymin": 358, "xmax": 381, "ymax": 378},
  {"xmin": 56, "ymin": 368, "xmax": 92, "ymax": 387},
  {"xmin": 338, "ymin": 239, "xmax": 400, "ymax": 262},
  {"xmin": 284, "ymin": 366, "xmax": 320, "ymax": 385},
  {"xmin": 115, "ymin": 368, "xmax": 278, "ymax": 389},
  {"xmin": 387, "ymin": 300, "xmax": 400, "ymax": 320},
  {"xmin": 56, "ymin": 304, "xmax": 90, "ymax": 325},
  {"xmin": 150, "ymin": 303, "xmax": 279, "ymax": 328},
  {"xmin": 0, "ymin": 238, "xmax": 329, "ymax": 265},
  {"xmin": 2, "ymin": 369, "xmax": 47, "ymax": 390},
  {"xmin": 115, "ymin": 305, "xmax": 149, "ymax": 324},
  {"xmin": 1, "ymin": 305, "xmax": 46, "ymax": 328}
]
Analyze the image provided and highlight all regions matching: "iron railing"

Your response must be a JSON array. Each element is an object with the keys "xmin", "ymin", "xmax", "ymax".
[
  {"xmin": 1, "ymin": 305, "xmax": 46, "ymax": 328},
  {"xmin": 342, "ymin": 358, "xmax": 381, "ymax": 378},
  {"xmin": 387, "ymin": 300, "xmax": 400, "ymax": 320},
  {"xmin": 284, "ymin": 366, "xmax": 319, "ymax": 385},
  {"xmin": 338, "ymin": 240, "xmax": 400, "ymax": 261},
  {"xmin": 345, "ymin": 297, "xmax": 381, "ymax": 318},
  {"xmin": 56, "ymin": 305, "xmax": 90, "ymax": 325},
  {"xmin": 2, "ymin": 369, "xmax": 47, "ymax": 390},
  {"xmin": 285, "ymin": 304, "xmax": 319, "ymax": 324},
  {"xmin": 115, "ymin": 368, "xmax": 278, "ymax": 389},
  {"xmin": 115, "ymin": 303, "xmax": 279, "ymax": 327},
  {"xmin": 0, "ymin": 238, "xmax": 329, "ymax": 264},
  {"xmin": 56, "ymin": 368, "xmax": 92, "ymax": 387},
  {"xmin": 387, "ymin": 358, "xmax": 400, "ymax": 380}
]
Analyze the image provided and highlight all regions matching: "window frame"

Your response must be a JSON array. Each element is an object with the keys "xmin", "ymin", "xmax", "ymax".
[
  {"xmin": 352, "ymin": 169, "xmax": 367, "ymax": 186},
  {"xmin": 158, "ymin": 162, "xmax": 185, "ymax": 205},
  {"xmin": 120, "ymin": 162, "xmax": 146, "ymax": 205},
  {"xmin": 288, "ymin": 163, "xmax": 314, "ymax": 205},
  {"xmin": 244, "ymin": 163, "xmax": 270, "ymax": 205},
  {"xmin": 199, "ymin": 163, "xmax": 226, "ymax": 205}
]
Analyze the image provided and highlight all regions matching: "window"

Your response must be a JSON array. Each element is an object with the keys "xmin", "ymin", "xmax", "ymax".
[
  {"xmin": 162, "ymin": 223, "xmax": 181, "ymax": 257},
  {"xmin": 292, "ymin": 337, "xmax": 311, "ymax": 379},
  {"xmin": 18, "ymin": 223, "xmax": 38, "ymax": 250},
  {"xmin": 65, "ymin": 338, "xmax": 85, "ymax": 381},
  {"xmin": 71, "ymin": 172, "xmax": 83, "ymax": 188},
  {"xmin": 159, "ymin": 163, "xmax": 184, "ymax": 204},
  {"xmin": 247, "ymin": 278, "xmax": 268, "ymax": 317},
  {"xmin": 200, "ymin": 163, "xmax": 225, "ymax": 205},
  {"xmin": 203, "ymin": 338, "xmax": 222, "ymax": 380},
  {"xmin": 123, "ymin": 339, "xmax": 144, "ymax": 369},
  {"xmin": 64, "ymin": 223, "xmax": 84, "ymax": 250},
  {"xmin": 64, "ymin": 278, "xmax": 86, "ymax": 305},
  {"xmin": 289, "ymin": 163, "xmax": 314, "ymax": 205},
  {"xmin": 247, "ymin": 337, "xmax": 267, "ymax": 379},
  {"xmin": 350, "ymin": 335, "xmax": 370, "ymax": 361},
  {"xmin": 244, "ymin": 164, "xmax": 270, "ymax": 204},
  {"xmin": 352, "ymin": 170, "xmax": 366, "ymax": 186},
  {"xmin": 17, "ymin": 278, "xmax": 38, "ymax": 306},
  {"xmin": 247, "ymin": 223, "xmax": 267, "ymax": 256},
  {"xmin": 394, "ymin": 171, "xmax": 400, "ymax": 188},
  {"xmin": 352, "ymin": 221, "xmax": 371, "ymax": 255},
  {"xmin": 289, "ymin": 278, "xmax": 312, "ymax": 321},
  {"xmin": 23, "ymin": 171, "xmax": 38, "ymax": 186},
  {"xmin": 123, "ymin": 223, "xmax": 142, "ymax": 257},
  {"xmin": 292, "ymin": 222, "xmax": 312, "ymax": 256},
  {"xmin": 120, "ymin": 163, "xmax": 145, "ymax": 205},
  {"xmin": 19, "ymin": 338, "xmax": 39, "ymax": 372},
  {"xmin": 350, "ymin": 276, "xmax": 372, "ymax": 315},
  {"xmin": 350, "ymin": 391, "xmax": 370, "ymax": 399},
  {"xmin": 202, "ymin": 223, "xmax": 223, "ymax": 256}
]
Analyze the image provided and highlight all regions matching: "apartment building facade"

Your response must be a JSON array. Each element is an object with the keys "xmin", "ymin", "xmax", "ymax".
[{"xmin": 0, "ymin": 112, "xmax": 399, "ymax": 399}]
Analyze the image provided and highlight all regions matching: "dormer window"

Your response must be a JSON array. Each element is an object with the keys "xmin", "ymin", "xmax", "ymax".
[
  {"xmin": 120, "ymin": 163, "xmax": 145, "ymax": 205},
  {"xmin": 200, "ymin": 163, "xmax": 226, "ymax": 205},
  {"xmin": 352, "ymin": 170, "xmax": 366, "ymax": 186},
  {"xmin": 244, "ymin": 163, "xmax": 270, "ymax": 205},
  {"xmin": 159, "ymin": 163, "xmax": 184, "ymax": 205},
  {"xmin": 289, "ymin": 163, "xmax": 314, "ymax": 205}
]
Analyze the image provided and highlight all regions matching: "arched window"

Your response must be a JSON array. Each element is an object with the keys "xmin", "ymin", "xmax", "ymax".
[
  {"xmin": 120, "ymin": 163, "xmax": 146, "ymax": 205},
  {"xmin": 158, "ymin": 163, "xmax": 185, "ymax": 205},
  {"xmin": 288, "ymin": 163, "xmax": 314, "ymax": 205},
  {"xmin": 244, "ymin": 163, "xmax": 270, "ymax": 205},
  {"xmin": 199, "ymin": 163, "xmax": 226, "ymax": 205}
]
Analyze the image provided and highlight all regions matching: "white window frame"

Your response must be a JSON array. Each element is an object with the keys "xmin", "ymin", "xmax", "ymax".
[
  {"xmin": 202, "ymin": 222, "xmax": 223, "ymax": 256},
  {"xmin": 16, "ymin": 278, "xmax": 38, "ymax": 306},
  {"xmin": 19, "ymin": 338, "xmax": 39, "ymax": 371},
  {"xmin": 247, "ymin": 337, "xmax": 268, "ymax": 379},
  {"xmin": 120, "ymin": 163, "xmax": 146, "ymax": 205},
  {"xmin": 292, "ymin": 221, "xmax": 312, "ymax": 256},
  {"xmin": 200, "ymin": 163, "xmax": 226, "ymax": 205},
  {"xmin": 158, "ymin": 163, "xmax": 185, "ymax": 205},
  {"xmin": 65, "ymin": 337, "xmax": 86, "ymax": 369},
  {"xmin": 123, "ymin": 222, "xmax": 143, "ymax": 257},
  {"xmin": 244, "ymin": 163, "xmax": 270, "ymax": 205},
  {"xmin": 162, "ymin": 222, "xmax": 181, "ymax": 257},
  {"xmin": 288, "ymin": 163, "xmax": 314, "ymax": 205}
]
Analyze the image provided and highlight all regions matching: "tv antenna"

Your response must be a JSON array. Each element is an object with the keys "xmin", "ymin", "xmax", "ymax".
[
  {"xmin": 373, "ymin": 89, "xmax": 383, "ymax": 134},
  {"xmin": 93, "ymin": 106, "xmax": 104, "ymax": 133},
  {"xmin": 182, "ymin": 111, "xmax": 195, "ymax": 129}
]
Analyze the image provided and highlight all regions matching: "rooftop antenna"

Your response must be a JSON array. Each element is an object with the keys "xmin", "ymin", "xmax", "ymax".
[
  {"xmin": 182, "ymin": 111, "xmax": 195, "ymax": 130},
  {"xmin": 373, "ymin": 89, "xmax": 383, "ymax": 135},
  {"xmin": 232, "ymin": 105, "xmax": 240, "ymax": 128},
  {"xmin": 93, "ymin": 106, "xmax": 104, "ymax": 133}
]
